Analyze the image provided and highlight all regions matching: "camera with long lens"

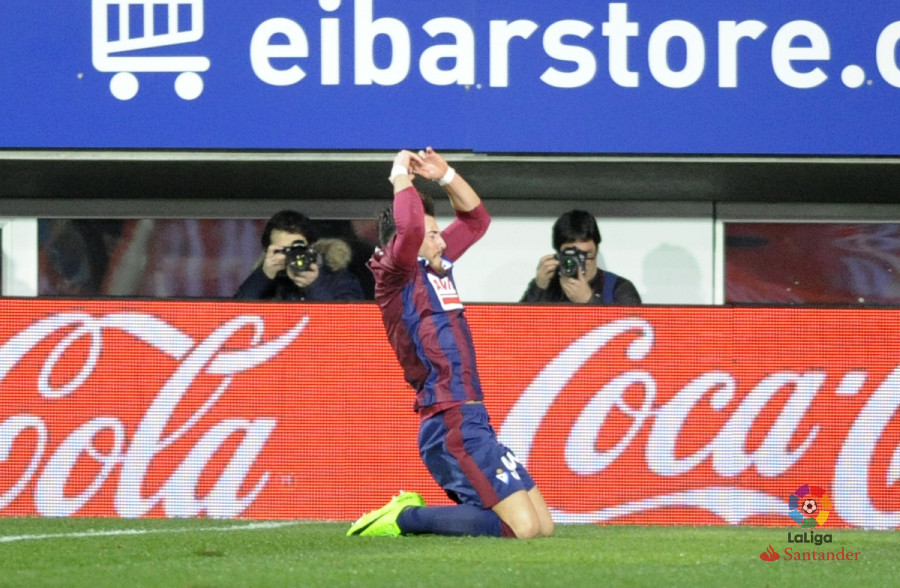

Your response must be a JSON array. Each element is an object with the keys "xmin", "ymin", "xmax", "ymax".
[
  {"xmin": 556, "ymin": 247, "xmax": 587, "ymax": 278},
  {"xmin": 283, "ymin": 240, "xmax": 319, "ymax": 276}
]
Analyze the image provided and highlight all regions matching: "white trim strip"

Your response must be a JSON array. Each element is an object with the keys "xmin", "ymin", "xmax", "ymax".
[{"xmin": 0, "ymin": 520, "xmax": 300, "ymax": 543}]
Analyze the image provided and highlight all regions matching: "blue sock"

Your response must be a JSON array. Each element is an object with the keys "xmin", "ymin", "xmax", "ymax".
[{"xmin": 397, "ymin": 505, "xmax": 502, "ymax": 537}]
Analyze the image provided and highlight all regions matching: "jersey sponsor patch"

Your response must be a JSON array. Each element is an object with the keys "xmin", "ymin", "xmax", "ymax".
[{"xmin": 427, "ymin": 273, "xmax": 464, "ymax": 311}]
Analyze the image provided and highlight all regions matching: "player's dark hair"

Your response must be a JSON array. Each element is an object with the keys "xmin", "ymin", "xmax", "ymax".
[
  {"xmin": 377, "ymin": 191, "xmax": 435, "ymax": 247},
  {"xmin": 377, "ymin": 206, "xmax": 395, "ymax": 248}
]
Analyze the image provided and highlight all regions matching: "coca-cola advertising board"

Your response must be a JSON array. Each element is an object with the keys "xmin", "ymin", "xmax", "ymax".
[{"xmin": 1, "ymin": 300, "xmax": 898, "ymax": 528}]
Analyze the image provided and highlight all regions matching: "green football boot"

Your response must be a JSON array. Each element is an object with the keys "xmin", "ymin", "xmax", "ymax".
[{"xmin": 346, "ymin": 491, "xmax": 425, "ymax": 537}]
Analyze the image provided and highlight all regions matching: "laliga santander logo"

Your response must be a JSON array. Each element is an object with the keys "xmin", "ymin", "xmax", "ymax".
[{"xmin": 788, "ymin": 484, "xmax": 832, "ymax": 528}]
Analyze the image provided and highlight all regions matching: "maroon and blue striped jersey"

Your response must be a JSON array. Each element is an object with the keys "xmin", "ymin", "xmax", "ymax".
[{"xmin": 368, "ymin": 186, "xmax": 491, "ymax": 417}]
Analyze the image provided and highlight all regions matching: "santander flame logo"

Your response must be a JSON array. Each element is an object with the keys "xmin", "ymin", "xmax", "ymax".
[{"xmin": 760, "ymin": 544, "xmax": 780, "ymax": 562}]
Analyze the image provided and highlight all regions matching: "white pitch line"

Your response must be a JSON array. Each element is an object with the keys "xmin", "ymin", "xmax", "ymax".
[{"xmin": 0, "ymin": 521, "xmax": 300, "ymax": 543}]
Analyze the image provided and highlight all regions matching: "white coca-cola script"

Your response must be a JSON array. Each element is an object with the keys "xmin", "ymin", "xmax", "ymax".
[
  {"xmin": 498, "ymin": 318, "xmax": 900, "ymax": 529},
  {"xmin": 0, "ymin": 312, "xmax": 308, "ymax": 518}
]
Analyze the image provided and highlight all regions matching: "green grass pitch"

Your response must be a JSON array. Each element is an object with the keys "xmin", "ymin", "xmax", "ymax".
[{"xmin": 1, "ymin": 517, "xmax": 898, "ymax": 587}]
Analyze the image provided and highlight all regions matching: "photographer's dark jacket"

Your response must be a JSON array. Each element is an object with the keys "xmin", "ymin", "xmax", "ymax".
[
  {"xmin": 520, "ymin": 270, "xmax": 642, "ymax": 305},
  {"xmin": 235, "ymin": 238, "xmax": 364, "ymax": 301}
]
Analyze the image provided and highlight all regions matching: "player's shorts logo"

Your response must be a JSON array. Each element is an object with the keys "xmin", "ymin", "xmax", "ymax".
[{"xmin": 788, "ymin": 484, "xmax": 831, "ymax": 527}]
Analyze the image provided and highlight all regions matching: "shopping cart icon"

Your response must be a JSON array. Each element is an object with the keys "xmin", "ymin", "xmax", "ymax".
[{"xmin": 92, "ymin": 0, "xmax": 211, "ymax": 100}]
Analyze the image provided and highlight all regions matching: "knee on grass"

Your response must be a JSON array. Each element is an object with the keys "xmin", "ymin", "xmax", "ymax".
[{"xmin": 507, "ymin": 515, "xmax": 553, "ymax": 539}]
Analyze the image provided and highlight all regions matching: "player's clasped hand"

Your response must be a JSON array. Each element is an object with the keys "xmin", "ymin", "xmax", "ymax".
[
  {"xmin": 413, "ymin": 147, "xmax": 450, "ymax": 181},
  {"xmin": 392, "ymin": 149, "xmax": 422, "ymax": 180},
  {"xmin": 392, "ymin": 147, "xmax": 450, "ymax": 182}
]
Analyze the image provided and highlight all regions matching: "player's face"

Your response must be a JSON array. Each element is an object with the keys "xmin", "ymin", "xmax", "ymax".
[{"xmin": 419, "ymin": 215, "xmax": 446, "ymax": 272}]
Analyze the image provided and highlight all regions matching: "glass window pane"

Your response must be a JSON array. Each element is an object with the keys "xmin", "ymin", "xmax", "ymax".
[
  {"xmin": 725, "ymin": 223, "xmax": 900, "ymax": 305},
  {"xmin": 38, "ymin": 218, "xmax": 377, "ymax": 299}
]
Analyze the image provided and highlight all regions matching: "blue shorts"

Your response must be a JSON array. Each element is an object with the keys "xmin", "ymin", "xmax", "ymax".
[{"xmin": 418, "ymin": 402, "xmax": 535, "ymax": 509}]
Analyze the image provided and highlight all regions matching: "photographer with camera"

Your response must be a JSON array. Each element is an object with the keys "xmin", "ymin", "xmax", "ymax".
[
  {"xmin": 235, "ymin": 209, "xmax": 364, "ymax": 301},
  {"xmin": 520, "ymin": 209, "xmax": 641, "ymax": 305}
]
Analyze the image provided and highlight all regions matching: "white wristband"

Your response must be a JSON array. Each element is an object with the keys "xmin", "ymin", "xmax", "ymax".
[
  {"xmin": 388, "ymin": 164, "xmax": 408, "ymax": 183},
  {"xmin": 438, "ymin": 166, "xmax": 456, "ymax": 187}
]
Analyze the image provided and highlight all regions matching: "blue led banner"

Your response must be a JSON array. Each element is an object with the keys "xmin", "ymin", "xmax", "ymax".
[{"xmin": 1, "ymin": 1, "xmax": 898, "ymax": 153}]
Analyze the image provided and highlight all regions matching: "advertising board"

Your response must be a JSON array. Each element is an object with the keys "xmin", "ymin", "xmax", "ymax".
[
  {"xmin": 1, "ymin": 300, "xmax": 898, "ymax": 528},
  {"xmin": 1, "ymin": 1, "xmax": 898, "ymax": 153}
]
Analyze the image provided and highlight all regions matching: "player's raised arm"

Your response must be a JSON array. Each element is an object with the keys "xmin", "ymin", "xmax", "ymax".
[
  {"xmin": 412, "ymin": 147, "xmax": 489, "ymax": 261},
  {"xmin": 389, "ymin": 149, "xmax": 421, "ymax": 194},
  {"xmin": 412, "ymin": 146, "xmax": 481, "ymax": 213}
]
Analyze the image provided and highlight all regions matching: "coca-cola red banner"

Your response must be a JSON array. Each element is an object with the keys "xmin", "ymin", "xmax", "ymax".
[{"xmin": 1, "ymin": 300, "xmax": 898, "ymax": 529}]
